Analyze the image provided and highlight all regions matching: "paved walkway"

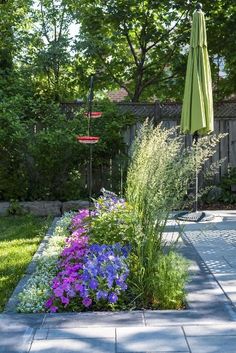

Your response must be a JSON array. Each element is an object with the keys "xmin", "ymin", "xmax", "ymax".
[{"xmin": 1, "ymin": 210, "xmax": 236, "ymax": 352}]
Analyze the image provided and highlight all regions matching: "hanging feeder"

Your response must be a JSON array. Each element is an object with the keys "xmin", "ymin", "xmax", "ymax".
[
  {"xmin": 84, "ymin": 112, "xmax": 102, "ymax": 118},
  {"xmin": 76, "ymin": 136, "xmax": 100, "ymax": 144}
]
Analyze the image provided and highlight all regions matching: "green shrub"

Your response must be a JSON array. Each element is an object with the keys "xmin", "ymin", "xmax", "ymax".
[
  {"xmin": 200, "ymin": 167, "xmax": 236, "ymax": 205},
  {"xmin": 0, "ymin": 97, "xmax": 133, "ymax": 201}
]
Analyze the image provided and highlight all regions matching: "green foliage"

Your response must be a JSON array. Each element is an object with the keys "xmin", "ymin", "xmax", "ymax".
[
  {"xmin": 91, "ymin": 200, "xmax": 135, "ymax": 245},
  {"xmin": 203, "ymin": 167, "xmax": 236, "ymax": 205},
  {"xmin": 205, "ymin": 0, "xmax": 236, "ymax": 101},
  {"xmin": 7, "ymin": 200, "xmax": 25, "ymax": 216},
  {"xmin": 0, "ymin": 96, "xmax": 82, "ymax": 200},
  {"xmin": 129, "ymin": 250, "xmax": 188, "ymax": 309},
  {"xmin": 73, "ymin": 0, "xmax": 190, "ymax": 102},
  {"xmin": 149, "ymin": 251, "xmax": 189, "ymax": 309},
  {"xmin": 0, "ymin": 0, "xmax": 31, "ymax": 75},
  {"xmin": 126, "ymin": 122, "xmax": 221, "ymax": 230},
  {"xmin": 0, "ymin": 214, "xmax": 51, "ymax": 312},
  {"xmin": 219, "ymin": 168, "xmax": 236, "ymax": 203},
  {"xmin": 0, "ymin": 95, "xmax": 29, "ymax": 200},
  {"xmin": 71, "ymin": 0, "xmax": 236, "ymax": 101},
  {"xmin": 1, "ymin": 0, "xmax": 236, "ymax": 103},
  {"xmin": 26, "ymin": 0, "xmax": 77, "ymax": 101}
]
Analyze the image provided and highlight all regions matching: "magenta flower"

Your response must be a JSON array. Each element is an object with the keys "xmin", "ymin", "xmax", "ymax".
[
  {"xmin": 45, "ymin": 298, "xmax": 53, "ymax": 308},
  {"xmin": 82, "ymin": 297, "xmax": 92, "ymax": 307},
  {"xmin": 61, "ymin": 296, "xmax": 70, "ymax": 305},
  {"xmin": 54, "ymin": 287, "xmax": 64, "ymax": 298},
  {"xmin": 50, "ymin": 305, "xmax": 58, "ymax": 313}
]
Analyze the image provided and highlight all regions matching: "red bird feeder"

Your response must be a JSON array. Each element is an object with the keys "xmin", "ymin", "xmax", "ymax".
[
  {"xmin": 76, "ymin": 136, "xmax": 100, "ymax": 144},
  {"xmin": 84, "ymin": 112, "xmax": 102, "ymax": 118}
]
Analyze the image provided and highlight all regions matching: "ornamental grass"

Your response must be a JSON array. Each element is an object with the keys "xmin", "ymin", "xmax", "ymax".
[{"xmin": 126, "ymin": 121, "xmax": 222, "ymax": 308}]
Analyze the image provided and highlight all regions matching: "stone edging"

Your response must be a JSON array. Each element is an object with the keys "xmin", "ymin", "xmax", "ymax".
[
  {"xmin": 0, "ymin": 200, "xmax": 89, "ymax": 217},
  {"xmin": 4, "ymin": 217, "xmax": 60, "ymax": 313}
]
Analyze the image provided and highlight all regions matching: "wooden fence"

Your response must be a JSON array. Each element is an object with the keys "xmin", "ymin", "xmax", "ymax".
[
  {"xmin": 120, "ymin": 101, "xmax": 236, "ymax": 184},
  {"xmin": 62, "ymin": 101, "xmax": 236, "ymax": 192}
]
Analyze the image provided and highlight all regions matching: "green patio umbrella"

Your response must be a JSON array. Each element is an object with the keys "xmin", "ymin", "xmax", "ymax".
[
  {"xmin": 179, "ymin": 3, "xmax": 214, "ymax": 222},
  {"xmin": 181, "ymin": 3, "xmax": 214, "ymax": 137}
]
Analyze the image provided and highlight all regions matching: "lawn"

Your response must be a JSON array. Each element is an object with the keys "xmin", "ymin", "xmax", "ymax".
[{"xmin": 0, "ymin": 215, "xmax": 51, "ymax": 312}]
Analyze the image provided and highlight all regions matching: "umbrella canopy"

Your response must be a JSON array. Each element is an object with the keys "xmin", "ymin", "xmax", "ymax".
[{"xmin": 180, "ymin": 4, "xmax": 214, "ymax": 136}]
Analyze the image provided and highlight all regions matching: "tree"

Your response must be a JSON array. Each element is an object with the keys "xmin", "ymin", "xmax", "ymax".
[
  {"xmin": 204, "ymin": 0, "xmax": 236, "ymax": 100},
  {"xmin": 71, "ymin": 0, "xmax": 236, "ymax": 102},
  {"xmin": 71, "ymin": 0, "xmax": 191, "ymax": 102},
  {"xmin": 0, "ymin": 0, "xmax": 31, "ymax": 77},
  {"xmin": 21, "ymin": 0, "xmax": 77, "ymax": 101}
]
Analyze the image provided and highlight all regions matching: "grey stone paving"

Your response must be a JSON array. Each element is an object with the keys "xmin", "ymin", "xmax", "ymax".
[
  {"xmin": 182, "ymin": 212, "xmax": 236, "ymax": 309},
  {"xmin": 1, "ymin": 211, "xmax": 236, "ymax": 352}
]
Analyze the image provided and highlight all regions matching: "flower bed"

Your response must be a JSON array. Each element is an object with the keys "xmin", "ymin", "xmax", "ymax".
[{"xmin": 17, "ymin": 193, "xmax": 188, "ymax": 313}]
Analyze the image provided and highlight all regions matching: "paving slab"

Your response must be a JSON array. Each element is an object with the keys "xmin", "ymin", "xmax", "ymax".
[
  {"xmin": 30, "ymin": 338, "xmax": 115, "ymax": 352},
  {"xmin": 42, "ymin": 311, "xmax": 145, "ymax": 328},
  {"xmin": 116, "ymin": 327, "xmax": 189, "ymax": 352},
  {"xmin": 214, "ymin": 222, "xmax": 236, "ymax": 230},
  {"xmin": 46, "ymin": 327, "xmax": 115, "ymax": 339},
  {"xmin": 34, "ymin": 328, "xmax": 49, "ymax": 340},
  {"xmin": 186, "ymin": 335, "xmax": 236, "ymax": 353},
  {"xmin": 0, "ymin": 313, "xmax": 45, "ymax": 329},
  {"xmin": 183, "ymin": 324, "xmax": 236, "ymax": 336},
  {"xmin": 144, "ymin": 308, "xmax": 235, "ymax": 325},
  {"xmin": 0, "ymin": 327, "xmax": 34, "ymax": 353}
]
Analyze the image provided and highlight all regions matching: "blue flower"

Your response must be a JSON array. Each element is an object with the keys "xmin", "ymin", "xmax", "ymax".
[
  {"xmin": 89, "ymin": 279, "xmax": 98, "ymax": 290},
  {"xmin": 116, "ymin": 279, "xmax": 128, "ymax": 290},
  {"xmin": 96, "ymin": 290, "xmax": 108, "ymax": 300},
  {"xmin": 108, "ymin": 292, "xmax": 118, "ymax": 303}
]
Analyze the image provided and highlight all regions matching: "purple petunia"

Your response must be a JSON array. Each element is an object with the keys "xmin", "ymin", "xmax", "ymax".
[
  {"xmin": 108, "ymin": 292, "xmax": 118, "ymax": 303},
  {"xmin": 96, "ymin": 290, "xmax": 108, "ymax": 300},
  {"xmin": 82, "ymin": 297, "xmax": 92, "ymax": 307}
]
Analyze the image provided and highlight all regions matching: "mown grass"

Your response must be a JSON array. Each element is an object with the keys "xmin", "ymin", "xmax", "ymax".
[{"xmin": 0, "ymin": 215, "xmax": 51, "ymax": 312}]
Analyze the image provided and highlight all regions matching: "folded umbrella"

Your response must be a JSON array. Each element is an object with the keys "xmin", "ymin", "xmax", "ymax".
[{"xmin": 178, "ymin": 3, "xmax": 214, "ymax": 222}]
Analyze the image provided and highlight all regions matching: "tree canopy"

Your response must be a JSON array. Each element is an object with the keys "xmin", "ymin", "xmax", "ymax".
[{"xmin": 0, "ymin": 0, "xmax": 236, "ymax": 102}]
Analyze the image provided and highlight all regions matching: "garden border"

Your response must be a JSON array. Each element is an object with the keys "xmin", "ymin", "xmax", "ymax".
[{"xmin": 0, "ymin": 201, "xmax": 89, "ymax": 217}]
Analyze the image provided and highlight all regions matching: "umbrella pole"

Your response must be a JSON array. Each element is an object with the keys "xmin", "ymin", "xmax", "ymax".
[
  {"xmin": 176, "ymin": 132, "xmax": 214, "ymax": 222},
  {"xmin": 195, "ymin": 161, "xmax": 198, "ymax": 212},
  {"xmin": 193, "ymin": 132, "xmax": 199, "ymax": 212}
]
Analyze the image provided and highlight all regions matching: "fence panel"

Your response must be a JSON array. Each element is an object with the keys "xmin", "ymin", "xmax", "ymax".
[{"xmin": 61, "ymin": 101, "xmax": 236, "ymax": 191}]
